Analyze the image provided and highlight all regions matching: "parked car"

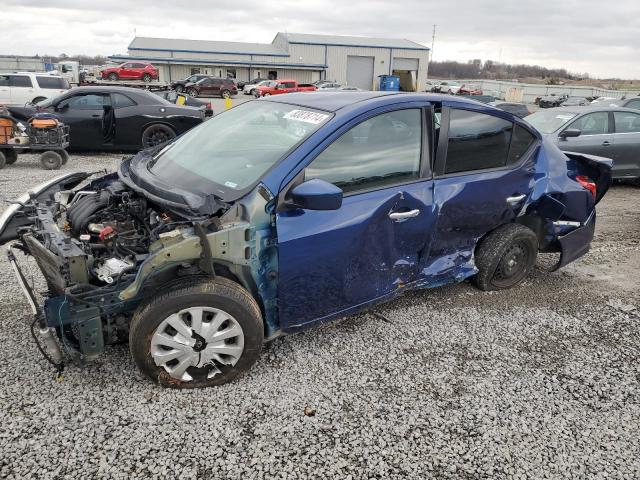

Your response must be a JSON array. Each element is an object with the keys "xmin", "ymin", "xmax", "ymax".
[
  {"xmin": 606, "ymin": 96, "xmax": 640, "ymax": 110},
  {"xmin": 590, "ymin": 96, "xmax": 619, "ymax": 105},
  {"xmin": 525, "ymin": 106, "xmax": 640, "ymax": 182},
  {"xmin": 459, "ymin": 84, "xmax": 483, "ymax": 95},
  {"xmin": 312, "ymin": 79, "xmax": 337, "ymax": 87},
  {"xmin": 156, "ymin": 90, "xmax": 213, "ymax": 117},
  {"xmin": 0, "ymin": 92, "xmax": 610, "ymax": 388},
  {"xmin": 8, "ymin": 86, "xmax": 204, "ymax": 150},
  {"xmin": 0, "ymin": 72, "xmax": 70, "ymax": 105},
  {"xmin": 434, "ymin": 81, "xmax": 462, "ymax": 94},
  {"xmin": 490, "ymin": 102, "xmax": 531, "ymax": 118},
  {"xmin": 101, "ymin": 62, "xmax": 159, "ymax": 82},
  {"xmin": 170, "ymin": 74, "xmax": 211, "ymax": 93},
  {"xmin": 185, "ymin": 77, "xmax": 238, "ymax": 98},
  {"xmin": 243, "ymin": 80, "xmax": 276, "ymax": 96},
  {"xmin": 539, "ymin": 94, "xmax": 568, "ymax": 108},
  {"xmin": 316, "ymin": 82, "xmax": 342, "ymax": 91},
  {"xmin": 561, "ymin": 96, "xmax": 589, "ymax": 107},
  {"xmin": 238, "ymin": 77, "xmax": 269, "ymax": 90},
  {"xmin": 255, "ymin": 79, "xmax": 316, "ymax": 97}
]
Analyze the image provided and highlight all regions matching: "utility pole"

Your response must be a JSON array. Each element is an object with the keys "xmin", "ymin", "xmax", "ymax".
[{"xmin": 427, "ymin": 24, "xmax": 436, "ymax": 80}]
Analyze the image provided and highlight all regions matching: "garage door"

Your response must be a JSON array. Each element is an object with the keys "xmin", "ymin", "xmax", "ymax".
[
  {"xmin": 393, "ymin": 58, "xmax": 419, "ymax": 71},
  {"xmin": 347, "ymin": 56, "xmax": 374, "ymax": 90}
]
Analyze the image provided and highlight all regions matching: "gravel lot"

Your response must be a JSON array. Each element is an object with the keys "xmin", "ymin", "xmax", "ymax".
[{"xmin": 1, "ymin": 153, "xmax": 639, "ymax": 479}]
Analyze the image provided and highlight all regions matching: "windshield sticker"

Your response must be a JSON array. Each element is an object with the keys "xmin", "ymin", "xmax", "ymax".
[
  {"xmin": 283, "ymin": 110, "xmax": 330, "ymax": 125},
  {"xmin": 224, "ymin": 181, "xmax": 238, "ymax": 188}
]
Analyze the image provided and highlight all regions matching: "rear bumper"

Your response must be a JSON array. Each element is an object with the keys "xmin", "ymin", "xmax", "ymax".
[{"xmin": 552, "ymin": 210, "xmax": 596, "ymax": 271}]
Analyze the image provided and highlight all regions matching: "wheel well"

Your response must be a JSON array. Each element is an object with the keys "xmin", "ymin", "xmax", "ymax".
[{"xmin": 475, "ymin": 216, "xmax": 551, "ymax": 256}]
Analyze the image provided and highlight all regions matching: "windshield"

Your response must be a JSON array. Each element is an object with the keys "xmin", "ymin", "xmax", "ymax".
[
  {"xmin": 149, "ymin": 101, "xmax": 332, "ymax": 196},
  {"xmin": 525, "ymin": 110, "xmax": 578, "ymax": 134}
]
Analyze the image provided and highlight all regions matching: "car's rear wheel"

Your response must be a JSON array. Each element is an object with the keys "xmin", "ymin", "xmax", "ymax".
[
  {"xmin": 473, "ymin": 223, "xmax": 538, "ymax": 291},
  {"xmin": 141, "ymin": 124, "xmax": 176, "ymax": 149},
  {"xmin": 187, "ymin": 88, "xmax": 198, "ymax": 98},
  {"xmin": 108, "ymin": 72, "xmax": 119, "ymax": 81},
  {"xmin": 40, "ymin": 151, "xmax": 63, "ymax": 170},
  {"xmin": 4, "ymin": 149, "xmax": 18, "ymax": 165},
  {"xmin": 221, "ymin": 89, "xmax": 231, "ymax": 99},
  {"xmin": 129, "ymin": 277, "xmax": 264, "ymax": 388},
  {"xmin": 142, "ymin": 73, "xmax": 152, "ymax": 83}
]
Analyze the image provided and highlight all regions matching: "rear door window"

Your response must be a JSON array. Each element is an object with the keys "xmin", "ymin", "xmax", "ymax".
[
  {"xmin": 9, "ymin": 75, "xmax": 32, "ymax": 87},
  {"xmin": 613, "ymin": 111, "xmax": 640, "ymax": 133},
  {"xmin": 112, "ymin": 93, "xmax": 136, "ymax": 108},
  {"xmin": 444, "ymin": 109, "xmax": 513, "ymax": 174}
]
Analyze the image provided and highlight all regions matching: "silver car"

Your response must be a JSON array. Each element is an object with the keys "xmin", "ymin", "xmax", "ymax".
[{"xmin": 525, "ymin": 106, "xmax": 640, "ymax": 182}]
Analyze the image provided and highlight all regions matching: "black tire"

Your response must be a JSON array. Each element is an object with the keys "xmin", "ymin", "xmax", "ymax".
[
  {"xmin": 141, "ymin": 124, "xmax": 176, "ymax": 149},
  {"xmin": 250, "ymin": 88, "xmax": 257, "ymax": 96},
  {"xmin": 4, "ymin": 149, "xmax": 17, "ymax": 165},
  {"xmin": 0, "ymin": 151, "xmax": 6, "ymax": 170},
  {"xmin": 187, "ymin": 88, "xmax": 198, "ymax": 98},
  {"xmin": 262, "ymin": 92, "xmax": 271, "ymax": 97},
  {"xmin": 32, "ymin": 96, "xmax": 46, "ymax": 104},
  {"xmin": 473, "ymin": 223, "xmax": 538, "ymax": 291},
  {"xmin": 142, "ymin": 73, "xmax": 152, "ymax": 83},
  {"xmin": 108, "ymin": 72, "xmax": 119, "ymax": 81},
  {"xmin": 39, "ymin": 151, "xmax": 63, "ymax": 170},
  {"xmin": 129, "ymin": 277, "xmax": 264, "ymax": 388},
  {"xmin": 221, "ymin": 89, "xmax": 231, "ymax": 99},
  {"xmin": 60, "ymin": 149, "xmax": 70, "ymax": 165}
]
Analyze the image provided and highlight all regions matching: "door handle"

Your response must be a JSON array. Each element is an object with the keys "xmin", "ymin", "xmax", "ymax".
[
  {"xmin": 389, "ymin": 209, "xmax": 420, "ymax": 221},
  {"xmin": 506, "ymin": 194, "xmax": 526, "ymax": 204},
  {"xmin": 602, "ymin": 141, "xmax": 611, "ymax": 146},
  {"xmin": 91, "ymin": 114, "xmax": 101, "ymax": 118}
]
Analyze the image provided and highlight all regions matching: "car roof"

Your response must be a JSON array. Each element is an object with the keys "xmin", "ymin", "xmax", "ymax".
[
  {"xmin": 536, "ymin": 105, "xmax": 640, "ymax": 114},
  {"xmin": 263, "ymin": 91, "xmax": 481, "ymax": 112},
  {"xmin": 68, "ymin": 86, "xmax": 153, "ymax": 95}
]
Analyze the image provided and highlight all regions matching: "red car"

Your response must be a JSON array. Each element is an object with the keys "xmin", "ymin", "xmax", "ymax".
[
  {"xmin": 256, "ymin": 79, "xmax": 316, "ymax": 97},
  {"xmin": 101, "ymin": 62, "xmax": 159, "ymax": 82},
  {"xmin": 459, "ymin": 84, "xmax": 483, "ymax": 95}
]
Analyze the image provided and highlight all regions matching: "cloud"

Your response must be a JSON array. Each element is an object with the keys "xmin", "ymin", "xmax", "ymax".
[{"xmin": 1, "ymin": 0, "xmax": 638, "ymax": 78}]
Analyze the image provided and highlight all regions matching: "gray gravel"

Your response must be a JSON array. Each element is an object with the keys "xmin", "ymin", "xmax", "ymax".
[{"xmin": 1, "ymin": 153, "xmax": 639, "ymax": 479}]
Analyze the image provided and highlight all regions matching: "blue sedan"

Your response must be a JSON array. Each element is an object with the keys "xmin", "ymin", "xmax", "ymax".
[{"xmin": 1, "ymin": 92, "xmax": 611, "ymax": 388}]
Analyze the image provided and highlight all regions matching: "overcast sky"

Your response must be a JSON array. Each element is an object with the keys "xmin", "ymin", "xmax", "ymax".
[{"xmin": 2, "ymin": 0, "xmax": 638, "ymax": 79}]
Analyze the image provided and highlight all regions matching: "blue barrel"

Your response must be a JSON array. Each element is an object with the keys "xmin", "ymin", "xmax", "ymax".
[{"xmin": 378, "ymin": 75, "xmax": 400, "ymax": 91}]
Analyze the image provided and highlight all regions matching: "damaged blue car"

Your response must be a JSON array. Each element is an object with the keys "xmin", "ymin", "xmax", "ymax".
[{"xmin": 1, "ymin": 92, "xmax": 611, "ymax": 388}]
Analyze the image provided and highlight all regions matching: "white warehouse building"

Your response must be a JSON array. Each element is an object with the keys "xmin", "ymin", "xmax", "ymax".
[{"xmin": 109, "ymin": 32, "xmax": 430, "ymax": 91}]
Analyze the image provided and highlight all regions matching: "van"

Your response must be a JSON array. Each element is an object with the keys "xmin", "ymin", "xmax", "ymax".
[{"xmin": 0, "ymin": 72, "xmax": 70, "ymax": 106}]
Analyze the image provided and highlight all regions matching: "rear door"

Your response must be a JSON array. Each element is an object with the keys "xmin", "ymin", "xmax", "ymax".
[
  {"xmin": 612, "ymin": 110, "xmax": 640, "ymax": 178},
  {"xmin": 429, "ymin": 105, "xmax": 539, "ymax": 284},
  {"xmin": 276, "ymin": 104, "xmax": 436, "ymax": 330},
  {"xmin": 8, "ymin": 74, "xmax": 34, "ymax": 104},
  {"xmin": 558, "ymin": 111, "xmax": 615, "ymax": 159}
]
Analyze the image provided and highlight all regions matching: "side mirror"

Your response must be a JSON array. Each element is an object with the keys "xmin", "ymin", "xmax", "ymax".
[
  {"xmin": 287, "ymin": 179, "xmax": 343, "ymax": 211},
  {"xmin": 54, "ymin": 103, "xmax": 68, "ymax": 112},
  {"xmin": 559, "ymin": 129, "xmax": 581, "ymax": 140}
]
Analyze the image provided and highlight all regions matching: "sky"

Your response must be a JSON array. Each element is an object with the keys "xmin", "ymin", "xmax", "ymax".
[{"xmin": 1, "ymin": 0, "xmax": 639, "ymax": 79}]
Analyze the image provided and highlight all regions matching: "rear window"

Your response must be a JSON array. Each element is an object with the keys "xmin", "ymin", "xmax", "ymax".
[{"xmin": 36, "ymin": 76, "xmax": 69, "ymax": 89}]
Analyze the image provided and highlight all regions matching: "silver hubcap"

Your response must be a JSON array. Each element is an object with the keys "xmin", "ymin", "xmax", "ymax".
[{"xmin": 150, "ymin": 306, "xmax": 244, "ymax": 382}]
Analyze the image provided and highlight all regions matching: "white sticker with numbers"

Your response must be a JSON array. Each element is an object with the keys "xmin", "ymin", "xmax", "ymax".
[{"xmin": 283, "ymin": 110, "xmax": 330, "ymax": 124}]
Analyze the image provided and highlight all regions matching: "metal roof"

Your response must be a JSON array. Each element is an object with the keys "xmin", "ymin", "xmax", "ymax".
[
  {"xmin": 278, "ymin": 33, "xmax": 429, "ymax": 50},
  {"xmin": 128, "ymin": 37, "xmax": 288, "ymax": 57}
]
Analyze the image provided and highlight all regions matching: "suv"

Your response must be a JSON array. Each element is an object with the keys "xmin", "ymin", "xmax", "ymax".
[
  {"xmin": 185, "ymin": 77, "xmax": 238, "ymax": 98},
  {"xmin": 0, "ymin": 72, "xmax": 70, "ymax": 105},
  {"xmin": 170, "ymin": 74, "xmax": 211, "ymax": 93},
  {"xmin": 101, "ymin": 62, "xmax": 159, "ymax": 82}
]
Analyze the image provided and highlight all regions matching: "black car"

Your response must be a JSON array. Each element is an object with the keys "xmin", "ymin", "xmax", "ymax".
[
  {"xmin": 237, "ymin": 77, "xmax": 268, "ymax": 90},
  {"xmin": 490, "ymin": 102, "xmax": 531, "ymax": 118},
  {"xmin": 8, "ymin": 87, "xmax": 204, "ymax": 151},
  {"xmin": 539, "ymin": 94, "xmax": 568, "ymax": 108},
  {"xmin": 170, "ymin": 74, "xmax": 211, "ymax": 93}
]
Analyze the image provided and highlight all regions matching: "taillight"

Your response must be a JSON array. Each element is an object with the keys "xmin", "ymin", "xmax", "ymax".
[
  {"xmin": 576, "ymin": 175, "xmax": 596, "ymax": 200},
  {"xmin": 206, "ymin": 102, "xmax": 212, "ymax": 110}
]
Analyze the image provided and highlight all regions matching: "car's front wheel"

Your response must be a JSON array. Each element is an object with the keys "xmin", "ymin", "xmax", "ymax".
[
  {"xmin": 141, "ymin": 124, "xmax": 176, "ymax": 149},
  {"xmin": 108, "ymin": 72, "xmax": 119, "ymax": 81},
  {"xmin": 474, "ymin": 223, "xmax": 538, "ymax": 291},
  {"xmin": 129, "ymin": 278, "xmax": 264, "ymax": 388},
  {"xmin": 174, "ymin": 85, "xmax": 184, "ymax": 93}
]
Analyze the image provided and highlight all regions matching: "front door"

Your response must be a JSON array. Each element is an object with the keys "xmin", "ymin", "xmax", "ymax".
[
  {"xmin": 428, "ymin": 106, "xmax": 539, "ymax": 283},
  {"xmin": 54, "ymin": 93, "xmax": 111, "ymax": 149},
  {"xmin": 276, "ymin": 106, "xmax": 436, "ymax": 330},
  {"xmin": 558, "ymin": 110, "xmax": 615, "ymax": 159}
]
